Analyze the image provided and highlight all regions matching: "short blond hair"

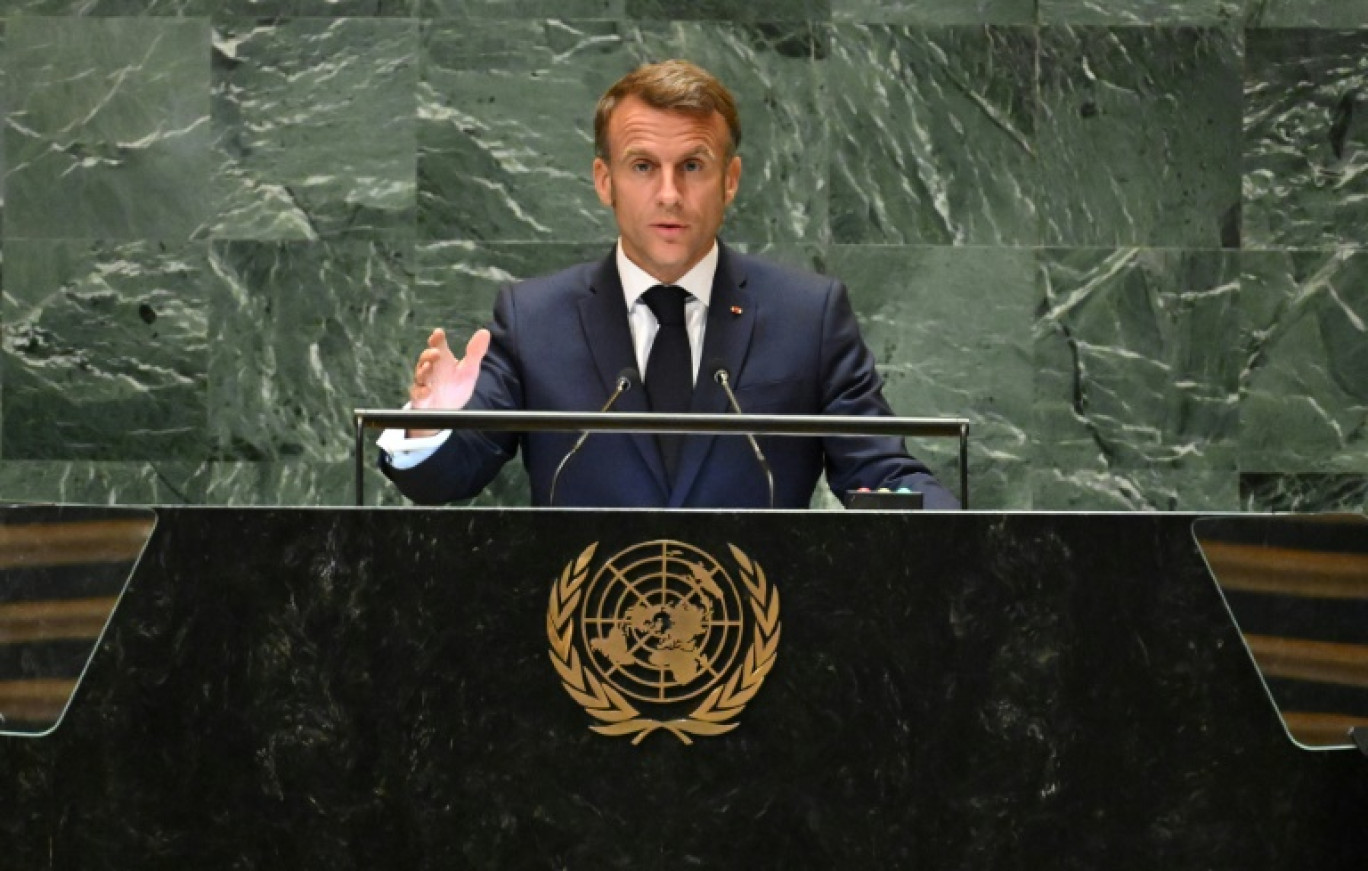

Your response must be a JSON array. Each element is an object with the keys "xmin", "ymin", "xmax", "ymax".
[{"xmin": 593, "ymin": 59, "xmax": 741, "ymax": 161}]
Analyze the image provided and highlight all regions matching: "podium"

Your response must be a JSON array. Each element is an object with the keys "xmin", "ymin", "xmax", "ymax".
[{"xmin": 1, "ymin": 508, "xmax": 1365, "ymax": 868}]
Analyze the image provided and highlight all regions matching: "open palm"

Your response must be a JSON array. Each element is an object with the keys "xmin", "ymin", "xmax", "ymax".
[{"xmin": 408, "ymin": 328, "xmax": 490, "ymax": 436}]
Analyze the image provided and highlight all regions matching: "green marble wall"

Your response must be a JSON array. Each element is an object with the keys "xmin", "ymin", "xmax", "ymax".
[{"xmin": 0, "ymin": 2, "xmax": 1364, "ymax": 511}]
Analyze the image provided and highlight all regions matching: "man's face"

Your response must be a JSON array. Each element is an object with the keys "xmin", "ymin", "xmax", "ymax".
[{"xmin": 593, "ymin": 96, "xmax": 741, "ymax": 285}]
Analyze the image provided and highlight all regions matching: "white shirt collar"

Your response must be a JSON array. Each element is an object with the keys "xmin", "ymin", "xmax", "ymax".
[{"xmin": 616, "ymin": 240, "xmax": 718, "ymax": 309}]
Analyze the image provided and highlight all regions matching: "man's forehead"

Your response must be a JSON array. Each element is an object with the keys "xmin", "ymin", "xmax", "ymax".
[
  {"xmin": 619, "ymin": 139, "xmax": 717, "ymax": 158},
  {"xmin": 607, "ymin": 99, "xmax": 730, "ymax": 152}
]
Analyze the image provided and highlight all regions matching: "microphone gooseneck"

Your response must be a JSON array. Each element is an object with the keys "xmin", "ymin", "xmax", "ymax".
[
  {"xmin": 548, "ymin": 368, "xmax": 639, "ymax": 507},
  {"xmin": 710, "ymin": 362, "xmax": 776, "ymax": 510}
]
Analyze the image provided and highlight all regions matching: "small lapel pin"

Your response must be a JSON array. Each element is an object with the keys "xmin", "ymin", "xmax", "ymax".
[{"xmin": 730, "ymin": 305, "xmax": 743, "ymax": 315}]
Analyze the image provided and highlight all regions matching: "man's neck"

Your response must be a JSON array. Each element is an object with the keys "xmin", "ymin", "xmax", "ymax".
[{"xmin": 615, "ymin": 241, "xmax": 719, "ymax": 307}]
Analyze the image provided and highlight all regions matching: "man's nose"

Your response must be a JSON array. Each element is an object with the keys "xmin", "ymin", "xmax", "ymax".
[{"xmin": 657, "ymin": 169, "xmax": 683, "ymax": 205}]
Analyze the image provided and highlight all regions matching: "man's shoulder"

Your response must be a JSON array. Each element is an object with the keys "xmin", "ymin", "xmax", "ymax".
[
  {"xmin": 726, "ymin": 248, "xmax": 840, "ymax": 300},
  {"xmin": 493, "ymin": 255, "xmax": 609, "ymax": 323},
  {"xmin": 508, "ymin": 257, "xmax": 602, "ymax": 295}
]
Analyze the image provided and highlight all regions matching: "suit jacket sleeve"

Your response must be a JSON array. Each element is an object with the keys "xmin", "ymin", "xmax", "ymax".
[
  {"xmin": 379, "ymin": 286, "xmax": 524, "ymax": 505},
  {"xmin": 816, "ymin": 281, "xmax": 961, "ymax": 509}
]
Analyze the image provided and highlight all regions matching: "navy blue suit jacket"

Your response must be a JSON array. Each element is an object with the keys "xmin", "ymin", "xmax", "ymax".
[{"xmin": 382, "ymin": 245, "xmax": 959, "ymax": 509}]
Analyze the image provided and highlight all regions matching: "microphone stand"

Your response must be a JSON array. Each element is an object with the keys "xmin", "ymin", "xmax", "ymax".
[
  {"xmin": 548, "ymin": 370, "xmax": 638, "ymax": 507},
  {"xmin": 712, "ymin": 366, "xmax": 776, "ymax": 510}
]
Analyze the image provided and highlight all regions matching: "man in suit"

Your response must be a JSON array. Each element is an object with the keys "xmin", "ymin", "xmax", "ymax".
[{"xmin": 379, "ymin": 59, "xmax": 958, "ymax": 510}]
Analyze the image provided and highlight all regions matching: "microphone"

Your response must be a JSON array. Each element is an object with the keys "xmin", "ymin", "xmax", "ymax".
[
  {"xmin": 708, "ymin": 359, "xmax": 775, "ymax": 510},
  {"xmin": 548, "ymin": 368, "xmax": 639, "ymax": 506}
]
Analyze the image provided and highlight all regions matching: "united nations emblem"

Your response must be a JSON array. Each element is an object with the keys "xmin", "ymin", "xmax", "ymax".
[{"xmin": 547, "ymin": 540, "xmax": 781, "ymax": 744}]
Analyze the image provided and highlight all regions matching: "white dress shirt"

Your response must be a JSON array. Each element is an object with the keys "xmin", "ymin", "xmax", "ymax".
[{"xmin": 379, "ymin": 240, "xmax": 718, "ymax": 468}]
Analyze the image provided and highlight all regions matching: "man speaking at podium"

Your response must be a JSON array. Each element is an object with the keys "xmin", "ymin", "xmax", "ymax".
[{"xmin": 379, "ymin": 60, "xmax": 958, "ymax": 510}]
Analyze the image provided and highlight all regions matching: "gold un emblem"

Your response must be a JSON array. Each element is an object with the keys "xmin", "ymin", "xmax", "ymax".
[{"xmin": 547, "ymin": 540, "xmax": 781, "ymax": 744}]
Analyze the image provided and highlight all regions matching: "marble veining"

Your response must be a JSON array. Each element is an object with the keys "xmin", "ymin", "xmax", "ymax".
[
  {"xmin": 208, "ymin": 18, "xmax": 419, "ymax": 240},
  {"xmin": 1036, "ymin": 26, "xmax": 1242, "ymax": 248},
  {"xmin": 1035, "ymin": 248, "xmax": 1243, "ymax": 484},
  {"xmin": 206, "ymin": 240, "xmax": 414, "ymax": 465},
  {"xmin": 1238, "ymin": 250, "xmax": 1368, "ymax": 472},
  {"xmin": 829, "ymin": 244, "xmax": 1036, "ymax": 508},
  {"xmin": 2, "ymin": 239, "xmax": 209, "ymax": 460},
  {"xmin": 1241, "ymin": 472, "xmax": 1368, "ymax": 511},
  {"xmin": 0, "ymin": 0, "xmax": 417, "ymax": 13},
  {"xmin": 1248, "ymin": 0, "xmax": 1368, "ymax": 27},
  {"xmin": 1039, "ymin": 0, "xmax": 1247, "ymax": 24},
  {"xmin": 1243, "ymin": 29, "xmax": 1368, "ymax": 250},
  {"xmin": 4, "ymin": 17, "xmax": 210, "ymax": 240},
  {"xmin": 0, "ymin": 11, "xmax": 1365, "ymax": 510},
  {"xmin": 832, "ymin": 0, "xmax": 1035, "ymax": 25},
  {"xmin": 828, "ymin": 25, "xmax": 1038, "ymax": 246}
]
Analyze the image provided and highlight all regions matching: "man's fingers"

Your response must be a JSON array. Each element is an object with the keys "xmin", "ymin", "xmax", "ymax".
[
  {"xmin": 462, "ymin": 328, "xmax": 491, "ymax": 365},
  {"xmin": 414, "ymin": 349, "xmax": 440, "ymax": 381},
  {"xmin": 408, "ymin": 327, "xmax": 485, "ymax": 414},
  {"xmin": 427, "ymin": 327, "xmax": 450, "ymax": 353}
]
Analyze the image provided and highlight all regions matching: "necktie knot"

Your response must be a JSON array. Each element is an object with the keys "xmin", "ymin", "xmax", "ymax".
[{"xmin": 643, "ymin": 284, "xmax": 689, "ymax": 327}]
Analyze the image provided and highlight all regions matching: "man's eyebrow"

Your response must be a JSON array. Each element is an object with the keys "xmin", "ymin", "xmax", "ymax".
[{"xmin": 620, "ymin": 144, "xmax": 716, "ymax": 160}]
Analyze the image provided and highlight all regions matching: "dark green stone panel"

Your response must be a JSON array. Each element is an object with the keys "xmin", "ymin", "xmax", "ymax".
[
  {"xmin": 1, "ymin": 240, "xmax": 209, "ymax": 461},
  {"xmin": 1248, "ymin": 0, "xmax": 1368, "ymax": 27},
  {"xmin": 420, "ymin": 0, "xmax": 624, "ymax": 16},
  {"xmin": 1240, "ymin": 473, "xmax": 1368, "ymax": 512},
  {"xmin": 1243, "ymin": 29, "xmax": 1368, "ymax": 250},
  {"xmin": 0, "ymin": 19, "xmax": 6, "ymax": 245},
  {"xmin": 828, "ymin": 25, "xmax": 1038, "ymax": 246},
  {"xmin": 1036, "ymin": 26, "xmax": 1242, "ymax": 248},
  {"xmin": 827, "ymin": 244, "xmax": 1037, "ymax": 509},
  {"xmin": 1238, "ymin": 250, "xmax": 1368, "ymax": 473},
  {"xmin": 412, "ymin": 240, "xmax": 609, "ymax": 334},
  {"xmin": 4, "ymin": 17, "xmax": 210, "ymax": 241},
  {"xmin": 418, "ymin": 20, "xmax": 826, "ymax": 250},
  {"xmin": 0, "ymin": 458, "xmax": 407, "ymax": 508},
  {"xmin": 1034, "ymin": 248, "xmax": 1242, "ymax": 501},
  {"xmin": 1031, "ymin": 466, "xmax": 1240, "ymax": 510},
  {"xmin": 0, "ymin": 0, "xmax": 415, "ymax": 12},
  {"xmin": 206, "ymin": 240, "xmax": 414, "ymax": 464},
  {"xmin": 831, "ymin": 0, "xmax": 1035, "ymax": 24},
  {"xmin": 0, "ymin": 0, "xmax": 207, "ymax": 12},
  {"xmin": 207, "ymin": 18, "xmax": 419, "ymax": 241},
  {"xmin": 418, "ymin": 19, "xmax": 624, "ymax": 244},
  {"xmin": 1039, "ymin": 0, "xmax": 1247, "ymax": 24},
  {"xmin": 201, "ymin": 459, "xmax": 408, "ymax": 507},
  {"xmin": 208, "ymin": 0, "xmax": 416, "ymax": 12},
  {"xmin": 0, "ymin": 460, "xmax": 209, "ymax": 504},
  {"xmin": 625, "ymin": 0, "xmax": 831, "ymax": 22}
]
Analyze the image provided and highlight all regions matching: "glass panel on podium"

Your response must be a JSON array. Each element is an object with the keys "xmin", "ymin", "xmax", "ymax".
[
  {"xmin": 0, "ymin": 505, "xmax": 156, "ymax": 736},
  {"xmin": 1194, "ymin": 513, "xmax": 1368, "ymax": 751}
]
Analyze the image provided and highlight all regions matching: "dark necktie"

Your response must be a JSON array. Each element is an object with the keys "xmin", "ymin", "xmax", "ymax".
[{"xmin": 642, "ymin": 284, "xmax": 693, "ymax": 482}]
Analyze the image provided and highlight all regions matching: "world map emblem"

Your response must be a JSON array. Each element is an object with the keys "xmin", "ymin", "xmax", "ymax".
[{"xmin": 547, "ymin": 540, "xmax": 781, "ymax": 744}]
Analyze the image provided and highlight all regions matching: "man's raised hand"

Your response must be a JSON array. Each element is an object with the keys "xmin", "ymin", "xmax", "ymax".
[{"xmin": 407, "ymin": 327, "xmax": 490, "ymax": 437}]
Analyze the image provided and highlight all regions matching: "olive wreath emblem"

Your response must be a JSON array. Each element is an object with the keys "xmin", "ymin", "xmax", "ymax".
[{"xmin": 546, "ymin": 541, "xmax": 781, "ymax": 745}]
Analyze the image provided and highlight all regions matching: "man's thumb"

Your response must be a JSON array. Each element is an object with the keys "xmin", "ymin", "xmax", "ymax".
[{"xmin": 463, "ymin": 328, "xmax": 491, "ymax": 363}]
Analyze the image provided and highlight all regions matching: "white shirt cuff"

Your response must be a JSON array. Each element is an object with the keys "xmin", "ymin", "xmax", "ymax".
[{"xmin": 376, "ymin": 412, "xmax": 452, "ymax": 470}]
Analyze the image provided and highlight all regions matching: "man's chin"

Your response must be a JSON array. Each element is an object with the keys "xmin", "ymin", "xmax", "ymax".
[{"xmin": 622, "ymin": 235, "xmax": 711, "ymax": 282}]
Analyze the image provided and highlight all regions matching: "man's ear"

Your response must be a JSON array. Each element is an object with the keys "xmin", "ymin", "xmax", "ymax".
[
  {"xmin": 593, "ymin": 157, "xmax": 613, "ymax": 207},
  {"xmin": 723, "ymin": 155, "xmax": 741, "ymax": 206}
]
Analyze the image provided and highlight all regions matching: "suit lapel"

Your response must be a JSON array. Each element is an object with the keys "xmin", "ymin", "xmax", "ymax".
[
  {"xmin": 578, "ymin": 252, "xmax": 669, "ymax": 492},
  {"xmin": 670, "ymin": 244, "xmax": 756, "ymax": 506}
]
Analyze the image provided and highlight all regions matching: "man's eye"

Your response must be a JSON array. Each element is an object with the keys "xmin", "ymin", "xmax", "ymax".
[
  {"xmin": 631, "ymin": 161, "xmax": 651, "ymax": 173},
  {"xmin": 684, "ymin": 160, "xmax": 703, "ymax": 172}
]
